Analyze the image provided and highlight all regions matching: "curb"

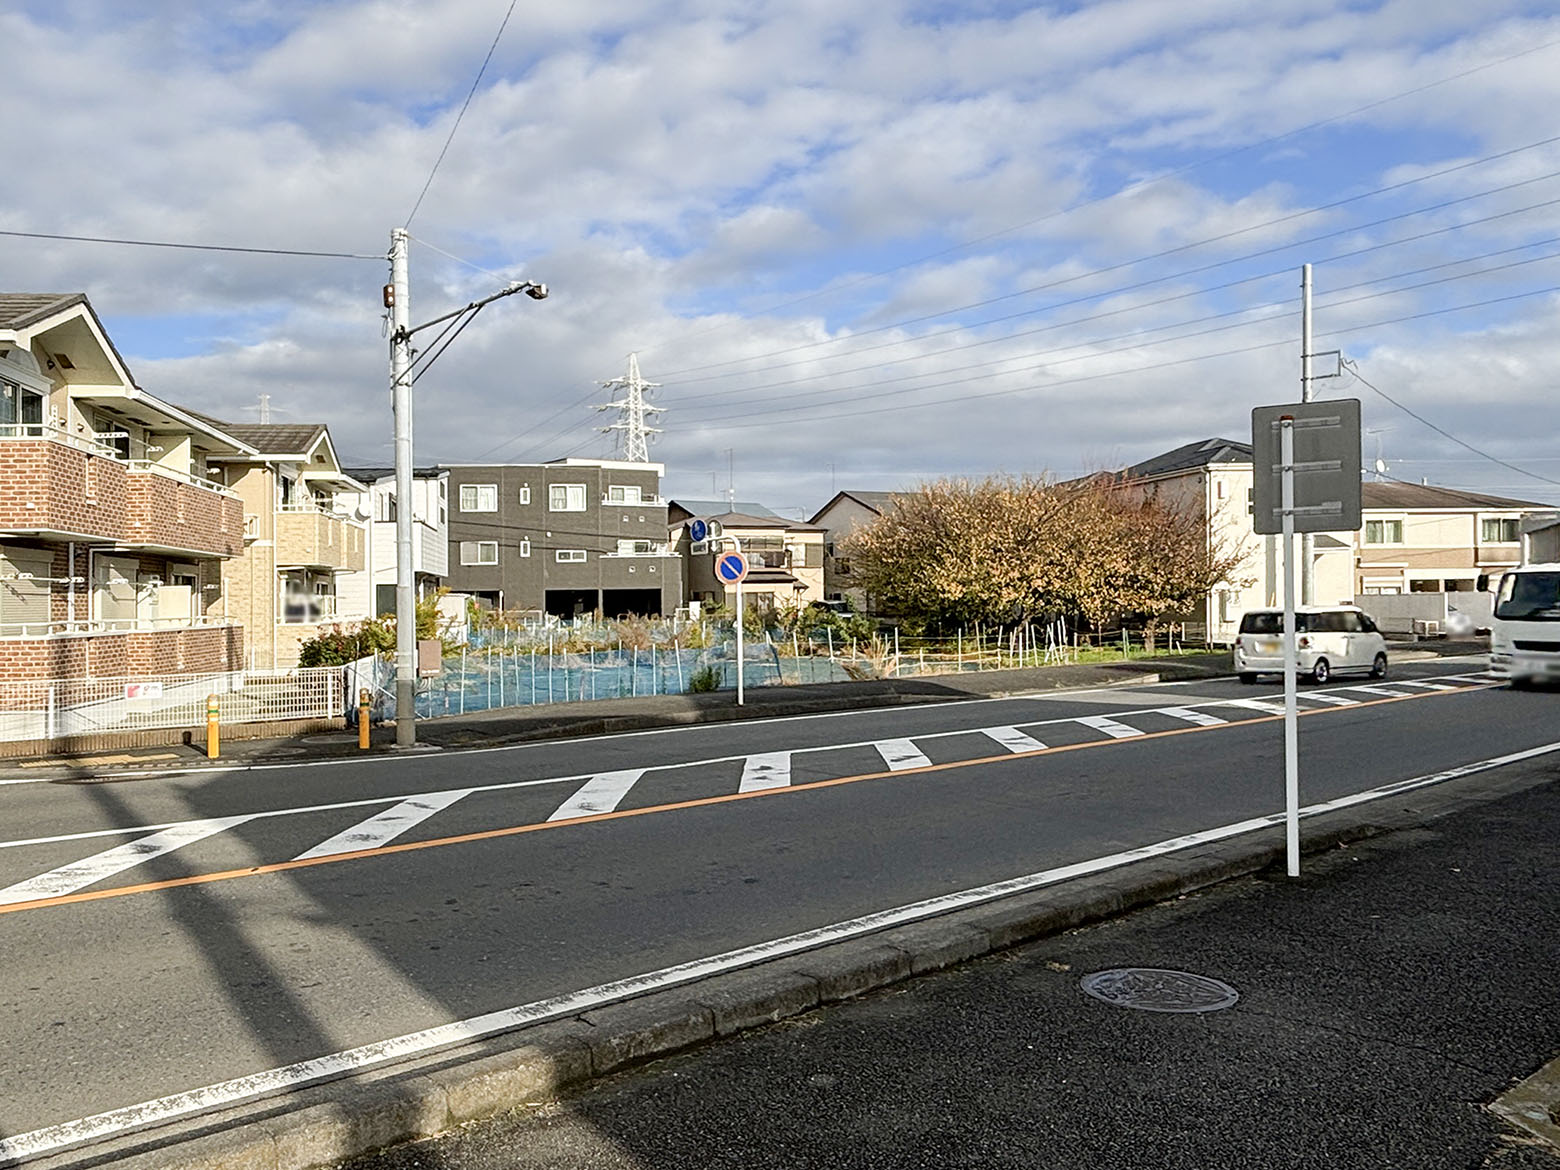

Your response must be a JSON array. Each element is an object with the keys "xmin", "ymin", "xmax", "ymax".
[{"xmin": 25, "ymin": 751, "xmax": 1557, "ymax": 1170}]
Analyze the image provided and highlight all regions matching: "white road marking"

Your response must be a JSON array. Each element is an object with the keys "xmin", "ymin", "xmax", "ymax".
[
  {"xmin": 1298, "ymin": 693, "xmax": 1360, "ymax": 707},
  {"xmin": 1158, "ymin": 707, "xmax": 1228, "ymax": 727},
  {"xmin": 10, "ymin": 736, "xmax": 1559, "ymax": 1166},
  {"xmin": 875, "ymin": 739, "xmax": 932, "ymax": 771},
  {"xmin": 738, "ymin": 752, "xmax": 792, "ymax": 793},
  {"xmin": 0, "ymin": 816, "xmax": 256, "ymax": 906},
  {"xmin": 547, "ymin": 770, "xmax": 646, "ymax": 821},
  {"xmin": 1218, "ymin": 698, "xmax": 1287, "ymax": 715},
  {"xmin": 1342, "ymin": 685, "xmax": 1411, "ymax": 698},
  {"xmin": 1075, "ymin": 715, "xmax": 1143, "ymax": 739},
  {"xmin": 294, "ymin": 791, "xmax": 472, "ymax": 861},
  {"xmin": 1392, "ymin": 680, "xmax": 1458, "ymax": 691},
  {"xmin": 982, "ymin": 726, "xmax": 1047, "ymax": 753}
]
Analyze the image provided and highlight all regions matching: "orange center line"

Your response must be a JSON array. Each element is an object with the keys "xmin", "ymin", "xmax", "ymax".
[{"xmin": 0, "ymin": 685, "xmax": 1482, "ymax": 916}]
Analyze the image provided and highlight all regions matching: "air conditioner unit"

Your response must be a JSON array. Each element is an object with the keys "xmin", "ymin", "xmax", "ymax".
[{"xmin": 1411, "ymin": 618, "xmax": 1442, "ymax": 638}]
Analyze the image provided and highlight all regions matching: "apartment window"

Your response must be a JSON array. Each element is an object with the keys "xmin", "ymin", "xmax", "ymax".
[
  {"xmin": 0, "ymin": 380, "xmax": 43, "ymax": 431},
  {"xmin": 617, "ymin": 539, "xmax": 654, "ymax": 555},
  {"xmin": 0, "ymin": 546, "xmax": 51, "ymax": 631},
  {"xmin": 1364, "ymin": 519, "xmax": 1403, "ymax": 545},
  {"xmin": 459, "ymin": 541, "xmax": 498, "ymax": 566},
  {"xmin": 549, "ymin": 483, "xmax": 587, "ymax": 512},
  {"xmin": 376, "ymin": 493, "xmax": 397, "ymax": 523},
  {"xmin": 606, "ymin": 485, "xmax": 643, "ymax": 504},
  {"xmin": 459, "ymin": 484, "xmax": 497, "ymax": 513},
  {"xmin": 519, "ymin": 484, "xmax": 531, "ymax": 505},
  {"xmin": 519, "ymin": 539, "xmax": 531, "ymax": 557},
  {"xmin": 1482, "ymin": 517, "xmax": 1520, "ymax": 543},
  {"xmin": 556, "ymin": 549, "xmax": 587, "ymax": 563}
]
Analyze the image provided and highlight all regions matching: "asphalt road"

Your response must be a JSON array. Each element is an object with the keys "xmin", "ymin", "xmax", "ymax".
[
  {"xmin": 0, "ymin": 655, "xmax": 1548, "ymax": 1152},
  {"xmin": 342, "ymin": 758, "xmax": 1560, "ymax": 1170}
]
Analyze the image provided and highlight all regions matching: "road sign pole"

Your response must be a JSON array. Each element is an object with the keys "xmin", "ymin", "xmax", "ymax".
[
  {"xmin": 735, "ymin": 579, "xmax": 744, "ymax": 706},
  {"xmin": 1281, "ymin": 418, "xmax": 1300, "ymax": 878}
]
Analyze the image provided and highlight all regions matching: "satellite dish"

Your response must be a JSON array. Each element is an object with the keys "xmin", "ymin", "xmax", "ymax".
[{"xmin": 1374, "ymin": 458, "xmax": 1387, "ymax": 476}]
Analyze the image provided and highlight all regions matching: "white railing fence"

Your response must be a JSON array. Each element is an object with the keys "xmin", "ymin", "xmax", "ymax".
[{"xmin": 0, "ymin": 667, "xmax": 344, "ymax": 743}]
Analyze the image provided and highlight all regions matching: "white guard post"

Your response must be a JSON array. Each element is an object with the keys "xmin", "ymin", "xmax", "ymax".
[
  {"xmin": 735, "ymin": 576, "xmax": 744, "ymax": 707},
  {"xmin": 1280, "ymin": 417, "xmax": 1300, "ymax": 877}
]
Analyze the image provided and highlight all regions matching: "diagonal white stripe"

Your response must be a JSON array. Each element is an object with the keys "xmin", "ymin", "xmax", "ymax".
[
  {"xmin": 982, "ymin": 726, "xmax": 1046, "ymax": 753},
  {"xmin": 1299, "ymin": 693, "xmax": 1360, "ymax": 707},
  {"xmin": 0, "ymin": 816, "xmax": 256, "ymax": 906},
  {"xmin": 1158, "ymin": 707, "xmax": 1227, "ymax": 727},
  {"xmin": 1219, "ymin": 698, "xmax": 1287, "ymax": 715},
  {"xmin": 738, "ymin": 752, "xmax": 792, "ymax": 793},
  {"xmin": 295, "ymin": 790, "xmax": 472, "ymax": 861},
  {"xmin": 1392, "ymin": 680, "xmax": 1457, "ymax": 690},
  {"xmin": 1075, "ymin": 714, "xmax": 1143, "ymax": 739},
  {"xmin": 875, "ymin": 739, "xmax": 932, "ymax": 771},
  {"xmin": 548, "ymin": 770, "xmax": 645, "ymax": 821},
  {"xmin": 1343, "ymin": 685, "xmax": 1411, "ymax": 698}
]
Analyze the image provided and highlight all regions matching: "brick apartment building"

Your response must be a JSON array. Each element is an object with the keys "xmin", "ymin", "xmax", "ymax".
[{"xmin": 0, "ymin": 293, "xmax": 250, "ymax": 679}]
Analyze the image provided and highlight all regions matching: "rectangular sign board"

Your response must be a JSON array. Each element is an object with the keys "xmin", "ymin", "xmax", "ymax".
[{"xmin": 1251, "ymin": 399, "xmax": 1363, "ymax": 535}]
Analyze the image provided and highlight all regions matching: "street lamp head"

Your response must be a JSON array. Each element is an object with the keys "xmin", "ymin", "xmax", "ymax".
[{"xmin": 525, "ymin": 282, "xmax": 549, "ymax": 301}]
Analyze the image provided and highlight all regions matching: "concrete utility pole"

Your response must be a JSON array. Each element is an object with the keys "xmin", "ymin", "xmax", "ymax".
[
  {"xmin": 1299, "ymin": 263, "xmax": 1314, "ymax": 606},
  {"xmin": 596, "ymin": 352, "xmax": 663, "ymax": 463},
  {"xmin": 388, "ymin": 229, "xmax": 416, "ymax": 746}
]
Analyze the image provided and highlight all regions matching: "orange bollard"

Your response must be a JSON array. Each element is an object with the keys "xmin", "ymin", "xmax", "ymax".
[
  {"xmin": 205, "ymin": 693, "xmax": 220, "ymax": 759},
  {"xmin": 358, "ymin": 688, "xmax": 371, "ymax": 750}
]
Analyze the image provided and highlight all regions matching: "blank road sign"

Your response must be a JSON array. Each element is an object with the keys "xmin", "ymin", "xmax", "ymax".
[{"xmin": 1251, "ymin": 399, "xmax": 1362, "ymax": 535}]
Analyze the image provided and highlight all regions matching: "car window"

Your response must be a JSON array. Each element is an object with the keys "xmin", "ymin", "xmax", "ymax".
[
  {"xmin": 1310, "ymin": 612, "xmax": 1341, "ymax": 633},
  {"xmin": 1338, "ymin": 611, "xmax": 1364, "ymax": 632},
  {"xmin": 1239, "ymin": 612, "xmax": 1309, "ymax": 635},
  {"xmin": 1359, "ymin": 615, "xmax": 1378, "ymax": 633}
]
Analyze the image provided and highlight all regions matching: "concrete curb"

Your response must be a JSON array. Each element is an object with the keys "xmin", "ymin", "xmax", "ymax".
[{"xmin": 26, "ymin": 752, "xmax": 1557, "ymax": 1170}]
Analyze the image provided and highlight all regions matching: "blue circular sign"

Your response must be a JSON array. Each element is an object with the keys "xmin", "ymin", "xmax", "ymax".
[
  {"xmin": 716, "ymin": 552, "xmax": 748, "ymax": 584},
  {"xmin": 688, "ymin": 518, "xmax": 708, "ymax": 543}
]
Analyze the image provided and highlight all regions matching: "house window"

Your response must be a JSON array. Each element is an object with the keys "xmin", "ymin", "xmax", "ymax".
[
  {"xmin": 1364, "ymin": 519, "xmax": 1403, "ymax": 545},
  {"xmin": 376, "ymin": 493, "xmax": 397, "ymax": 523},
  {"xmin": 0, "ymin": 380, "xmax": 44, "ymax": 432},
  {"xmin": 617, "ymin": 539, "xmax": 654, "ymax": 555},
  {"xmin": 459, "ymin": 484, "xmax": 497, "ymax": 512},
  {"xmin": 519, "ymin": 539, "xmax": 531, "ymax": 557},
  {"xmin": 549, "ymin": 483, "xmax": 587, "ymax": 512},
  {"xmin": 556, "ymin": 549, "xmax": 587, "ymax": 563},
  {"xmin": 459, "ymin": 541, "xmax": 498, "ymax": 565},
  {"xmin": 606, "ymin": 485, "xmax": 643, "ymax": 504},
  {"xmin": 1482, "ymin": 517, "xmax": 1520, "ymax": 543},
  {"xmin": 519, "ymin": 485, "xmax": 531, "ymax": 505},
  {"xmin": 0, "ymin": 546, "xmax": 52, "ymax": 632}
]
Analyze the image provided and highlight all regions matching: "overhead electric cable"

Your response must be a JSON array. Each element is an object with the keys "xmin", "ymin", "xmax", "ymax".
[
  {"xmin": 656, "ymin": 138, "xmax": 1560, "ymax": 380},
  {"xmin": 642, "ymin": 34, "xmax": 1560, "ymax": 358},
  {"xmin": 0, "ymin": 229, "xmax": 379, "ymax": 260},
  {"xmin": 405, "ymin": 0, "xmax": 520, "ymax": 226},
  {"xmin": 1341, "ymin": 360, "xmax": 1560, "ymax": 487}
]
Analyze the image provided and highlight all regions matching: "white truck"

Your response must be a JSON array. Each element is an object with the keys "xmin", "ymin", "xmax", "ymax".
[{"xmin": 1482, "ymin": 512, "xmax": 1560, "ymax": 688}]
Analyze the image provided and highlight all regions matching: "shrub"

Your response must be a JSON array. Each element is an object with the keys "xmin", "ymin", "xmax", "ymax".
[{"xmin": 688, "ymin": 664, "xmax": 724, "ymax": 692}]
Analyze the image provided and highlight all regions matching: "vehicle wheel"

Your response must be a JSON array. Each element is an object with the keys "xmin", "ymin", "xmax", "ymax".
[
  {"xmin": 1238, "ymin": 673, "xmax": 1258, "ymax": 685},
  {"xmin": 1310, "ymin": 658, "xmax": 1331, "ymax": 684},
  {"xmin": 1370, "ymin": 653, "xmax": 1388, "ymax": 680}
]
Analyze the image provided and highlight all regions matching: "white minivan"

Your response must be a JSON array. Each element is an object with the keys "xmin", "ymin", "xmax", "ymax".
[{"xmin": 1234, "ymin": 605, "xmax": 1389, "ymax": 685}]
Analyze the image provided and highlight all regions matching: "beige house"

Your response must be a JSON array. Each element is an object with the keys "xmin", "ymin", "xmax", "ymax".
[
  {"xmin": 808, "ymin": 490, "xmax": 906, "ymax": 613},
  {"xmin": 1353, "ymin": 481, "xmax": 1549, "ymax": 594},
  {"xmin": 0, "ymin": 293, "xmax": 251, "ymax": 679},
  {"xmin": 204, "ymin": 423, "xmax": 367, "ymax": 668},
  {"xmin": 668, "ymin": 500, "xmax": 825, "ymax": 612}
]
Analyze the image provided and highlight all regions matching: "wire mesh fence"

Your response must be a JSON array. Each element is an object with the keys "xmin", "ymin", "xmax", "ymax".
[{"xmin": 0, "ymin": 667, "xmax": 345, "ymax": 743}]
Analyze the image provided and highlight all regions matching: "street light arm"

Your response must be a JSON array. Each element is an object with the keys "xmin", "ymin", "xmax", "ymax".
[{"xmin": 396, "ymin": 281, "xmax": 548, "ymax": 341}]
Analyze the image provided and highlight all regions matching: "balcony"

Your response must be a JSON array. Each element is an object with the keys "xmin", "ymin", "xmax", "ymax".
[
  {"xmin": 274, "ymin": 505, "xmax": 366, "ymax": 571},
  {"xmin": 0, "ymin": 425, "xmax": 128, "ymax": 542},
  {"xmin": 125, "ymin": 463, "xmax": 244, "ymax": 558}
]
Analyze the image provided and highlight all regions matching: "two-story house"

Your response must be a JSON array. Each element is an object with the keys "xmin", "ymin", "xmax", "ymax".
[
  {"xmin": 809, "ymin": 490, "xmax": 907, "ymax": 612},
  {"xmin": 444, "ymin": 458, "xmax": 680, "ymax": 618},
  {"xmin": 0, "ymin": 293, "xmax": 250, "ymax": 679},
  {"xmin": 338, "ymin": 466, "xmax": 450, "ymax": 618},
  {"xmin": 668, "ymin": 500, "xmax": 826, "ymax": 612},
  {"xmin": 203, "ymin": 423, "xmax": 368, "ymax": 668}
]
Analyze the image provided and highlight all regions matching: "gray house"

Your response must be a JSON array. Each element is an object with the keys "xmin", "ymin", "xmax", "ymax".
[{"xmin": 443, "ymin": 458, "xmax": 681, "ymax": 618}]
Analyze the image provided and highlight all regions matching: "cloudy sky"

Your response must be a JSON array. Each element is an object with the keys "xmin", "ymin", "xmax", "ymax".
[{"xmin": 6, "ymin": 0, "xmax": 1560, "ymax": 515}]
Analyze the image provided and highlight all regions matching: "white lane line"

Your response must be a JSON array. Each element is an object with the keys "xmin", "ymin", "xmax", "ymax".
[
  {"xmin": 1299, "ymin": 693, "xmax": 1360, "ymax": 707},
  {"xmin": 294, "ymin": 791, "xmax": 473, "ymax": 861},
  {"xmin": 1074, "ymin": 715, "xmax": 1144, "ymax": 739},
  {"xmin": 12, "ymin": 737, "xmax": 1560, "ymax": 1167},
  {"xmin": 738, "ymin": 752, "xmax": 792, "ymax": 793},
  {"xmin": 982, "ymin": 726, "xmax": 1047, "ymax": 753},
  {"xmin": 1342, "ymin": 685, "xmax": 1412, "ymax": 698},
  {"xmin": 1392, "ymin": 680, "xmax": 1458, "ymax": 691},
  {"xmin": 0, "ymin": 816, "xmax": 256, "ymax": 906},
  {"xmin": 1158, "ymin": 707, "xmax": 1228, "ymax": 727},
  {"xmin": 547, "ymin": 770, "xmax": 646, "ymax": 821},
  {"xmin": 1218, "ymin": 698, "xmax": 1287, "ymax": 715},
  {"xmin": 875, "ymin": 739, "xmax": 933, "ymax": 771}
]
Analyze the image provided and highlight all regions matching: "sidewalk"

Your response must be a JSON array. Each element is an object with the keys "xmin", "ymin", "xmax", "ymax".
[{"xmin": 343, "ymin": 760, "xmax": 1560, "ymax": 1170}]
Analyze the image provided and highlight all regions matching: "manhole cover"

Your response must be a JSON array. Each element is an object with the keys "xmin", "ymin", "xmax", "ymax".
[{"xmin": 1079, "ymin": 968, "xmax": 1239, "ymax": 1013}]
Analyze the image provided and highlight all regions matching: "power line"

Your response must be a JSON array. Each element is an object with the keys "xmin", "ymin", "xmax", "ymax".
[
  {"xmin": 640, "ymin": 34, "xmax": 1560, "ymax": 360},
  {"xmin": 405, "ymin": 0, "xmax": 520, "ymax": 227},
  {"xmin": 0, "ymin": 228, "xmax": 380, "ymax": 260},
  {"xmin": 1340, "ymin": 360, "xmax": 1560, "ymax": 488},
  {"xmin": 656, "ymin": 136, "xmax": 1560, "ymax": 381}
]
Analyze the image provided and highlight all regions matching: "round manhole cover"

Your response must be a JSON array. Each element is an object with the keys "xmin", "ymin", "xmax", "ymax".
[{"xmin": 1079, "ymin": 968, "xmax": 1239, "ymax": 1013}]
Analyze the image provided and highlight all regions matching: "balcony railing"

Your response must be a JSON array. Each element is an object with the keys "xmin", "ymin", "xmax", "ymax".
[
  {"xmin": 0, "ymin": 422, "xmax": 118, "ymax": 457},
  {"xmin": 274, "ymin": 509, "xmax": 365, "ymax": 571},
  {"xmin": 0, "ymin": 615, "xmax": 236, "ymax": 639},
  {"xmin": 127, "ymin": 460, "xmax": 237, "ymax": 498}
]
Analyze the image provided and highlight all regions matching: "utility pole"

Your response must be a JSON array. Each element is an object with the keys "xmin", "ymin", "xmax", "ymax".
[
  {"xmin": 596, "ymin": 353, "xmax": 663, "ymax": 463},
  {"xmin": 1299, "ymin": 263, "xmax": 1314, "ymax": 606},
  {"xmin": 388, "ymin": 229, "xmax": 416, "ymax": 746}
]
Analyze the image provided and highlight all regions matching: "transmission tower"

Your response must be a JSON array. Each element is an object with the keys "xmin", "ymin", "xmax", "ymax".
[{"xmin": 596, "ymin": 352, "xmax": 664, "ymax": 463}]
